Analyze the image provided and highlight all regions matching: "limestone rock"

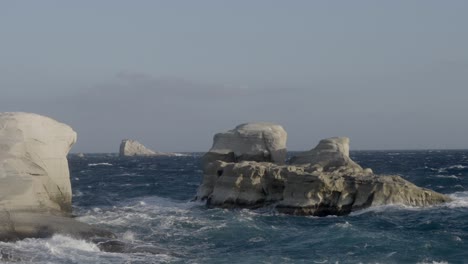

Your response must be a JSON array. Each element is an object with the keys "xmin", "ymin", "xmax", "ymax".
[
  {"xmin": 290, "ymin": 137, "xmax": 367, "ymax": 172},
  {"xmin": 119, "ymin": 139, "xmax": 157, "ymax": 156},
  {"xmin": 197, "ymin": 129, "xmax": 451, "ymax": 216},
  {"xmin": 0, "ymin": 112, "xmax": 114, "ymax": 242},
  {"xmin": 0, "ymin": 112, "xmax": 76, "ymax": 214},
  {"xmin": 199, "ymin": 161, "xmax": 451, "ymax": 216},
  {"xmin": 202, "ymin": 123, "xmax": 287, "ymax": 169},
  {"xmin": 119, "ymin": 139, "xmax": 182, "ymax": 157}
]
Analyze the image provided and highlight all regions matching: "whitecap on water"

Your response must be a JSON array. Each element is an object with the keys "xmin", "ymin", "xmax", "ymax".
[
  {"xmin": 435, "ymin": 174, "xmax": 459, "ymax": 179},
  {"xmin": 446, "ymin": 191, "xmax": 468, "ymax": 208},
  {"xmin": 88, "ymin": 163, "xmax": 113, "ymax": 167},
  {"xmin": 0, "ymin": 235, "xmax": 103, "ymax": 263},
  {"xmin": 349, "ymin": 204, "xmax": 419, "ymax": 216},
  {"xmin": 447, "ymin": 165, "xmax": 468, "ymax": 169},
  {"xmin": 334, "ymin": 221, "xmax": 352, "ymax": 228}
]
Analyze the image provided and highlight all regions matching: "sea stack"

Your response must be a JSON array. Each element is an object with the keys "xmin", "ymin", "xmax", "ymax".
[
  {"xmin": 0, "ymin": 112, "xmax": 76, "ymax": 213},
  {"xmin": 202, "ymin": 122, "xmax": 287, "ymax": 166},
  {"xmin": 0, "ymin": 112, "xmax": 113, "ymax": 241},
  {"xmin": 119, "ymin": 139, "xmax": 157, "ymax": 157},
  {"xmin": 196, "ymin": 123, "xmax": 451, "ymax": 216}
]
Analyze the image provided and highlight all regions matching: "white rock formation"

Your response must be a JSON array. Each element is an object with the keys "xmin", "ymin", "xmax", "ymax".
[
  {"xmin": 197, "ymin": 128, "xmax": 451, "ymax": 216},
  {"xmin": 203, "ymin": 123, "xmax": 287, "ymax": 167},
  {"xmin": 119, "ymin": 139, "xmax": 157, "ymax": 156},
  {"xmin": 198, "ymin": 160, "xmax": 450, "ymax": 216},
  {"xmin": 290, "ymin": 137, "xmax": 369, "ymax": 173},
  {"xmin": 0, "ymin": 112, "xmax": 76, "ymax": 214},
  {"xmin": 0, "ymin": 112, "xmax": 115, "ymax": 242}
]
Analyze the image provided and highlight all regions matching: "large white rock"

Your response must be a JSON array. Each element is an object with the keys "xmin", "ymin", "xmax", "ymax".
[
  {"xmin": 119, "ymin": 139, "xmax": 157, "ymax": 156},
  {"xmin": 0, "ymin": 112, "xmax": 76, "ymax": 214},
  {"xmin": 290, "ymin": 137, "xmax": 366, "ymax": 172},
  {"xmin": 119, "ymin": 139, "xmax": 180, "ymax": 157},
  {"xmin": 203, "ymin": 123, "xmax": 287, "ymax": 167},
  {"xmin": 0, "ymin": 112, "xmax": 117, "ymax": 242},
  {"xmin": 197, "ymin": 132, "xmax": 451, "ymax": 216},
  {"xmin": 199, "ymin": 161, "xmax": 451, "ymax": 216}
]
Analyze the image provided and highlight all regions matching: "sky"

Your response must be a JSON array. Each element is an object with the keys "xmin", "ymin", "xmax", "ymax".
[{"xmin": 1, "ymin": 1, "xmax": 468, "ymax": 152}]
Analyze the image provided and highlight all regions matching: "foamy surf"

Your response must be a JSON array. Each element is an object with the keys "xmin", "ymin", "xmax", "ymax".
[
  {"xmin": 88, "ymin": 163, "xmax": 113, "ymax": 166},
  {"xmin": 446, "ymin": 191, "xmax": 468, "ymax": 208}
]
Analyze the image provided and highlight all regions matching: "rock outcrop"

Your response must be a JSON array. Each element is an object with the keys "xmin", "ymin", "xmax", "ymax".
[
  {"xmin": 0, "ymin": 112, "xmax": 113, "ymax": 241},
  {"xmin": 119, "ymin": 139, "xmax": 180, "ymax": 157},
  {"xmin": 0, "ymin": 112, "xmax": 76, "ymax": 213},
  {"xmin": 290, "ymin": 137, "xmax": 370, "ymax": 173},
  {"xmin": 202, "ymin": 123, "xmax": 287, "ymax": 168},
  {"xmin": 196, "ymin": 128, "xmax": 451, "ymax": 216},
  {"xmin": 120, "ymin": 139, "xmax": 157, "ymax": 156}
]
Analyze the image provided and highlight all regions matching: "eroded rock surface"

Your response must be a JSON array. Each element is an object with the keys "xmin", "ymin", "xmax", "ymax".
[
  {"xmin": 202, "ymin": 123, "xmax": 287, "ymax": 168},
  {"xmin": 0, "ymin": 112, "xmax": 76, "ymax": 213},
  {"xmin": 0, "ymin": 112, "xmax": 113, "ymax": 241},
  {"xmin": 120, "ymin": 139, "xmax": 157, "ymax": 156},
  {"xmin": 290, "ymin": 137, "xmax": 367, "ymax": 173},
  {"xmin": 119, "ymin": 139, "xmax": 180, "ymax": 157},
  {"xmin": 197, "ymin": 130, "xmax": 451, "ymax": 216}
]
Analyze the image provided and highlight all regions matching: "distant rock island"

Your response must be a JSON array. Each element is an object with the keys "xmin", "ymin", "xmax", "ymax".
[
  {"xmin": 119, "ymin": 139, "xmax": 182, "ymax": 157},
  {"xmin": 196, "ymin": 122, "xmax": 451, "ymax": 216},
  {"xmin": 0, "ymin": 112, "xmax": 114, "ymax": 241}
]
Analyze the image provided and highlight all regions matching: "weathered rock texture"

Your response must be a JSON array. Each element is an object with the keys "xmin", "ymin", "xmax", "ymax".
[
  {"xmin": 290, "ymin": 137, "xmax": 366, "ymax": 173},
  {"xmin": 202, "ymin": 123, "xmax": 287, "ymax": 169},
  {"xmin": 0, "ymin": 112, "xmax": 114, "ymax": 241},
  {"xmin": 197, "ymin": 132, "xmax": 451, "ymax": 216},
  {"xmin": 119, "ymin": 139, "xmax": 179, "ymax": 157},
  {"xmin": 0, "ymin": 112, "xmax": 76, "ymax": 214},
  {"xmin": 120, "ymin": 139, "xmax": 157, "ymax": 156}
]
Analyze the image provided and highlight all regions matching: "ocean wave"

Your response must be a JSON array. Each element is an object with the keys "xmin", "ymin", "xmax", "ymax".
[
  {"xmin": 416, "ymin": 261, "xmax": 448, "ymax": 264},
  {"xmin": 445, "ymin": 192, "xmax": 468, "ymax": 208},
  {"xmin": 349, "ymin": 203, "xmax": 425, "ymax": 216},
  {"xmin": 434, "ymin": 174, "xmax": 459, "ymax": 179},
  {"xmin": 436, "ymin": 164, "xmax": 468, "ymax": 173},
  {"xmin": 448, "ymin": 165, "xmax": 468, "ymax": 169},
  {"xmin": 77, "ymin": 196, "xmax": 206, "ymax": 232},
  {"xmin": 0, "ymin": 235, "xmax": 101, "ymax": 263},
  {"xmin": 88, "ymin": 163, "xmax": 113, "ymax": 167}
]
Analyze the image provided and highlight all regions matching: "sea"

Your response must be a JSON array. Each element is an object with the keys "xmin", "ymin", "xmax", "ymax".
[{"xmin": 1, "ymin": 150, "xmax": 468, "ymax": 264}]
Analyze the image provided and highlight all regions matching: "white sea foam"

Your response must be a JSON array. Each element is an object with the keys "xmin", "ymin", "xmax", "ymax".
[
  {"xmin": 437, "ymin": 164, "xmax": 468, "ymax": 173},
  {"xmin": 417, "ymin": 261, "xmax": 448, "ymax": 264},
  {"xmin": 173, "ymin": 153, "xmax": 188, "ymax": 157},
  {"xmin": 448, "ymin": 165, "xmax": 468, "ymax": 169},
  {"xmin": 0, "ymin": 235, "xmax": 105, "ymax": 264},
  {"xmin": 88, "ymin": 162, "xmax": 113, "ymax": 167},
  {"xmin": 435, "ymin": 174, "xmax": 459, "ymax": 179},
  {"xmin": 446, "ymin": 192, "xmax": 468, "ymax": 208},
  {"xmin": 335, "ymin": 221, "xmax": 352, "ymax": 228},
  {"xmin": 349, "ymin": 204, "xmax": 418, "ymax": 216}
]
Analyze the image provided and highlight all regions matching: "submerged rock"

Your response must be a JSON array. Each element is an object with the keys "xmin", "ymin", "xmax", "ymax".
[
  {"xmin": 196, "ymin": 126, "xmax": 451, "ymax": 216},
  {"xmin": 0, "ymin": 112, "xmax": 113, "ymax": 242},
  {"xmin": 119, "ymin": 139, "xmax": 179, "ymax": 157}
]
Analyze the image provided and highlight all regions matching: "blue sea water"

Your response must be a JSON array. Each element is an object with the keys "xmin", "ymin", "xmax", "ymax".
[{"xmin": 1, "ymin": 150, "xmax": 468, "ymax": 263}]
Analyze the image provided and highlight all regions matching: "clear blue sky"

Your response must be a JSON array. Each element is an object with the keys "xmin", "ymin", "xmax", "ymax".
[{"xmin": 1, "ymin": 1, "xmax": 467, "ymax": 152}]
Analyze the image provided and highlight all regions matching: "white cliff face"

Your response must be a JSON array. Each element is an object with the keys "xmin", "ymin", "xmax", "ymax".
[
  {"xmin": 0, "ymin": 112, "xmax": 77, "ymax": 214},
  {"xmin": 198, "ymin": 161, "xmax": 451, "ymax": 216},
  {"xmin": 119, "ymin": 139, "xmax": 157, "ymax": 156},
  {"xmin": 290, "ymin": 137, "xmax": 367, "ymax": 172},
  {"xmin": 197, "ymin": 129, "xmax": 451, "ymax": 216},
  {"xmin": 203, "ymin": 122, "xmax": 287, "ymax": 166}
]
